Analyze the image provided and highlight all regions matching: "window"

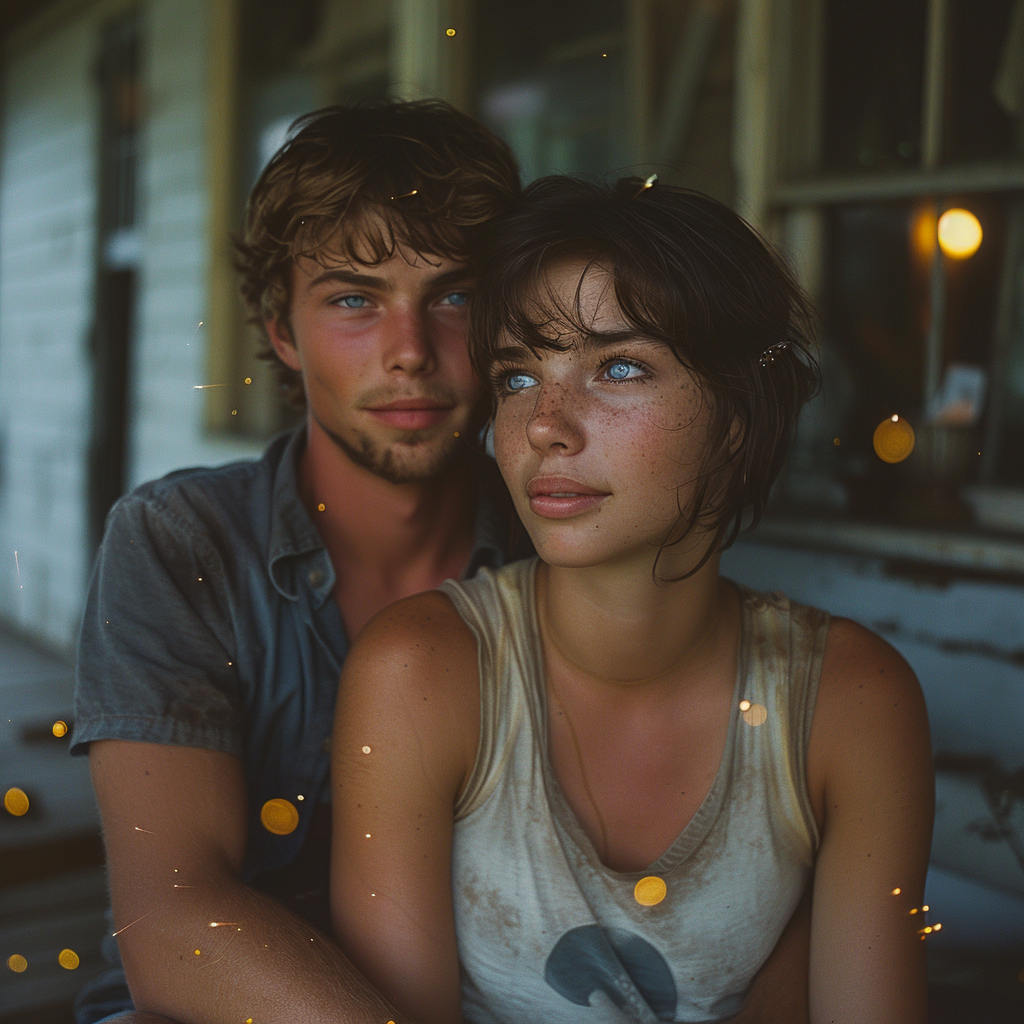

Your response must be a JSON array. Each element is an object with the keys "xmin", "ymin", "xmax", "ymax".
[{"xmin": 775, "ymin": 0, "xmax": 1024, "ymax": 534}]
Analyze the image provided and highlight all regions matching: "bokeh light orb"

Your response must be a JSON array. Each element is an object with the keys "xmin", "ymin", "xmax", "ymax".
[
  {"xmin": 634, "ymin": 875, "xmax": 667, "ymax": 906},
  {"xmin": 937, "ymin": 209, "xmax": 982, "ymax": 259},
  {"xmin": 7, "ymin": 954, "xmax": 27, "ymax": 972},
  {"xmin": 873, "ymin": 415, "xmax": 915, "ymax": 464},
  {"xmin": 4, "ymin": 787, "xmax": 29, "ymax": 816},
  {"xmin": 260, "ymin": 798, "xmax": 299, "ymax": 835},
  {"xmin": 741, "ymin": 703, "xmax": 768, "ymax": 727},
  {"xmin": 52, "ymin": 720, "xmax": 67, "ymax": 738},
  {"xmin": 58, "ymin": 949, "xmax": 79, "ymax": 970}
]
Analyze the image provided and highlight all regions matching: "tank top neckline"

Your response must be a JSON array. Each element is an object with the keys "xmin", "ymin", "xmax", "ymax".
[{"xmin": 517, "ymin": 557, "xmax": 750, "ymax": 880}]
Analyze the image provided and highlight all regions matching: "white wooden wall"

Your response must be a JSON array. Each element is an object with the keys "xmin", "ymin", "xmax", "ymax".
[{"xmin": 0, "ymin": 0, "xmax": 260, "ymax": 652}]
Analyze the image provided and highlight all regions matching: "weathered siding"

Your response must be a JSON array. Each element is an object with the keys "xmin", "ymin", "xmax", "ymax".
[
  {"xmin": 0, "ymin": 17, "xmax": 98, "ymax": 650},
  {"xmin": 0, "ymin": 0, "xmax": 260, "ymax": 650}
]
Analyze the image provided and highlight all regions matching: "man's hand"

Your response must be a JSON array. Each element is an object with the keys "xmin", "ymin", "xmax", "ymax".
[{"xmin": 90, "ymin": 740, "xmax": 407, "ymax": 1024}]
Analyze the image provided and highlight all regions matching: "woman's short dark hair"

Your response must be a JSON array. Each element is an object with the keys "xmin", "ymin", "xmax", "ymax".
[
  {"xmin": 470, "ymin": 175, "xmax": 820, "ymax": 574},
  {"xmin": 235, "ymin": 99, "xmax": 521, "ymax": 406}
]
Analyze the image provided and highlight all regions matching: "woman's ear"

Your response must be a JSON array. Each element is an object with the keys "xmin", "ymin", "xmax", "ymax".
[{"xmin": 266, "ymin": 318, "xmax": 302, "ymax": 372}]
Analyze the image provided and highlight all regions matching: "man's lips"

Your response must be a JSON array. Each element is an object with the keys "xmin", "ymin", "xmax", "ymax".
[
  {"xmin": 364, "ymin": 398, "xmax": 454, "ymax": 430},
  {"xmin": 527, "ymin": 477, "xmax": 610, "ymax": 519}
]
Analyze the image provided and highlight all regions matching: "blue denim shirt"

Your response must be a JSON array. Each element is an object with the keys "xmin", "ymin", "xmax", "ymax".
[{"xmin": 71, "ymin": 426, "xmax": 526, "ymax": 1022}]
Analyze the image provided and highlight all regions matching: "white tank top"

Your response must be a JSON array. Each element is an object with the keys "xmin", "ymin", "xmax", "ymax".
[{"xmin": 439, "ymin": 558, "xmax": 829, "ymax": 1023}]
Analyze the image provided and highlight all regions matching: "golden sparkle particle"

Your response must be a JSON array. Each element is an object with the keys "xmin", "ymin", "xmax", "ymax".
[
  {"xmin": 361, "ymin": 745, "xmax": 372, "ymax": 754},
  {"xmin": 244, "ymin": 377, "xmax": 252, "ymax": 385},
  {"xmin": 742, "ymin": 703, "xmax": 768, "ymax": 727},
  {"xmin": 738, "ymin": 699, "xmax": 751, "ymax": 712},
  {"xmin": 52, "ymin": 720, "xmax": 68, "ymax": 738},
  {"xmin": 195, "ymin": 949, "xmax": 201, "ymax": 955},
  {"xmin": 7, "ymin": 954, "xmax": 27, "ymax": 973},
  {"xmin": 833, "ymin": 437, "xmax": 841, "ymax": 446},
  {"xmin": 231, "ymin": 410, "xmax": 237, "ymax": 416},
  {"xmin": 317, "ymin": 503, "xmax": 326, "ymax": 512},
  {"xmin": 873, "ymin": 415, "xmax": 915, "ymax": 464},
  {"xmin": 58, "ymin": 949, "xmax": 79, "ymax": 970},
  {"xmin": 453, "ymin": 431, "xmax": 460, "ymax": 438},
  {"xmin": 922, "ymin": 905, "xmax": 929, "ymax": 912},
  {"xmin": 445, "ymin": 27, "xmax": 456, "ymax": 36},
  {"xmin": 892, "ymin": 888, "xmax": 902, "ymax": 896},
  {"xmin": 260, "ymin": 798, "xmax": 300, "ymax": 836},
  {"xmin": 634, "ymin": 876, "xmax": 667, "ymax": 906},
  {"xmin": 4, "ymin": 787, "xmax": 29, "ymax": 816}
]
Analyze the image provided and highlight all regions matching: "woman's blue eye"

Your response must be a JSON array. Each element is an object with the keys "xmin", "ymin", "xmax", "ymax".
[
  {"xmin": 606, "ymin": 360, "xmax": 643, "ymax": 380},
  {"xmin": 441, "ymin": 291, "xmax": 470, "ymax": 307},
  {"xmin": 339, "ymin": 295, "xmax": 368, "ymax": 308},
  {"xmin": 506, "ymin": 373, "xmax": 537, "ymax": 392}
]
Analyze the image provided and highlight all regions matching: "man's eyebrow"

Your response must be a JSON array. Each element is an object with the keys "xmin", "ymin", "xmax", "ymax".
[{"xmin": 306, "ymin": 266, "xmax": 474, "ymax": 292}]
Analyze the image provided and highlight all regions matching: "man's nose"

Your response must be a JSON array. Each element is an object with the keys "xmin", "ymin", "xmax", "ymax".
[
  {"xmin": 526, "ymin": 384, "xmax": 585, "ymax": 455},
  {"xmin": 382, "ymin": 306, "xmax": 435, "ymax": 375}
]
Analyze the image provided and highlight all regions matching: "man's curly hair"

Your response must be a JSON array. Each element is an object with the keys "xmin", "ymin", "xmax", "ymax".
[{"xmin": 235, "ymin": 99, "xmax": 522, "ymax": 406}]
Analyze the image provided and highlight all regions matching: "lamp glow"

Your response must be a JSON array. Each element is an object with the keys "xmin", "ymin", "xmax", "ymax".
[{"xmin": 937, "ymin": 209, "xmax": 982, "ymax": 259}]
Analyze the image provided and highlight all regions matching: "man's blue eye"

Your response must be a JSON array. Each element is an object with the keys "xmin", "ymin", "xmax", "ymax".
[
  {"xmin": 506, "ymin": 373, "xmax": 537, "ymax": 392},
  {"xmin": 442, "ymin": 292, "xmax": 469, "ymax": 307},
  {"xmin": 607, "ymin": 360, "xmax": 642, "ymax": 380},
  {"xmin": 339, "ymin": 295, "xmax": 367, "ymax": 308}
]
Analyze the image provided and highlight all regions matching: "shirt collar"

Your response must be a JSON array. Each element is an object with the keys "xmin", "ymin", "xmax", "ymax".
[{"xmin": 266, "ymin": 426, "xmax": 526, "ymax": 606}]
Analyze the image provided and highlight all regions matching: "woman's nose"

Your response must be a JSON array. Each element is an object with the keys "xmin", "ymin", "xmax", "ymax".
[{"xmin": 526, "ymin": 384, "xmax": 585, "ymax": 455}]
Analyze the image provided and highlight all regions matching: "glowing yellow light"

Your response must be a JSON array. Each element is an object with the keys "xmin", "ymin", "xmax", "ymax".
[
  {"xmin": 922, "ymin": 905, "xmax": 929, "ymax": 912},
  {"xmin": 7, "ymin": 954, "xmax": 27, "ymax": 973},
  {"xmin": 4, "ymin": 787, "xmax": 29, "ymax": 816},
  {"xmin": 742, "ymin": 703, "xmax": 768, "ymax": 727},
  {"xmin": 937, "ymin": 208, "xmax": 982, "ymax": 259},
  {"xmin": 58, "ymin": 949, "xmax": 79, "ymax": 970},
  {"xmin": 923, "ymin": 926, "xmax": 933, "ymax": 934},
  {"xmin": 260, "ymin": 798, "xmax": 299, "ymax": 836},
  {"xmin": 296, "ymin": 794, "xmax": 304, "ymax": 801},
  {"xmin": 909, "ymin": 908, "xmax": 918, "ymax": 914},
  {"xmin": 361, "ymin": 745, "xmax": 372, "ymax": 754},
  {"xmin": 365, "ymin": 833, "xmax": 372, "ymax": 838},
  {"xmin": 244, "ymin": 377, "xmax": 252, "ymax": 385},
  {"xmin": 453, "ymin": 431, "xmax": 460, "ymax": 438},
  {"xmin": 933, "ymin": 922, "xmax": 942, "ymax": 931},
  {"xmin": 231, "ymin": 410, "xmax": 237, "ymax": 416},
  {"xmin": 445, "ymin": 27, "xmax": 456, "ymax": 36},
  {"xmin": 833, "ymin": 437, "xmax": 841, "ymax": 446},
  {"xmin": 873, "ymin": 416, "xmax": 915, "ymax": 464},
  {"xmin": 317, "ymin": 503, "xmax": 326, "ymax": 512},
  {"xmin": 738, "ymin": 699, "xmax": 751, "ymax": 712},
  {"xmin": 634, "ymin": 876, "xmax": 667, "ymax": 906},
  {"xmin": 52, "ymin": 721, "xmax": 67, "ymax": 737},
  {"xmin": 892, "ymin": 888, "xmax": 901, "ymax": 896},
  {"xmin": 195, "ymin": 949, "xmax": 201, "ymax": 955}
]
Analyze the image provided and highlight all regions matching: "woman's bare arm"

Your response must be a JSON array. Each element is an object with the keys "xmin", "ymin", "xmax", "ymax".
[
  {"xmin": 809, "ymin": 619, "xmax": 934, "ymax": 1024},
  {"xmin": 331, "ymin": 592, "xmax": 480, "ymax": 1024}
]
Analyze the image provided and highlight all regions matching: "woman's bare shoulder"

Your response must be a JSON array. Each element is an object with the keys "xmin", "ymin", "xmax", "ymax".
[
  {"xmin": 344, "ymin": 589, "xmax": 480, "ymax": 702},
  {"xmin": 812, "ymin": 616, "xmax": 931, "ymax": 781}
]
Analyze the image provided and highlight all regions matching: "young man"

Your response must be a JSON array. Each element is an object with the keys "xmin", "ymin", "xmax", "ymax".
[
  {"xmin": 73, "ymin": 101, "xmax": 810, "ymax": 1024},
  {"xmin": 72, "ymin": 100, "xmax": 527, "ymax": 1024}
]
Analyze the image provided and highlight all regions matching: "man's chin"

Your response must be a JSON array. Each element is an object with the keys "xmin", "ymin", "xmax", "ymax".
[{"xmin": 317, "ymin": 417, "xmax": 466, "ymax": 484}]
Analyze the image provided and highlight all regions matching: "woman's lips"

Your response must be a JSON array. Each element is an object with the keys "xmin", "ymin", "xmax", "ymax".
[
  {"xmin": 527, "ymin": 477, "xmax": 609, "ymax": 519},
  {"xmin": 365, "ymin": 401, "xmax": 453, "ymax": 431}
]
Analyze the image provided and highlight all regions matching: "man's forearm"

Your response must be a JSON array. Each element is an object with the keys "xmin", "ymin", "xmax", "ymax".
[{"xmin": 118, "ymin": 873, "xmax": 407, "ymax": 1024}]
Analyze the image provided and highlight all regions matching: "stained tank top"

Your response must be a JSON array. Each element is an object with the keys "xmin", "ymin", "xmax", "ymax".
[{"xmin": 438, "ymin": 558, "xmax": 830, "ymax": 1024}]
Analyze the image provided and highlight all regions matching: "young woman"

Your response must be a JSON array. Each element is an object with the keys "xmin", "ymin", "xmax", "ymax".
[{"xmin": 330, "ymin": 178, "xmax": 934, "ymax": 1024}]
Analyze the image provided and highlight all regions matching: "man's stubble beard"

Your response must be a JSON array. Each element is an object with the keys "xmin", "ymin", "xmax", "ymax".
[{"xmin": 313, "ymin": 413, "xmax": 464, "ymax": 485}]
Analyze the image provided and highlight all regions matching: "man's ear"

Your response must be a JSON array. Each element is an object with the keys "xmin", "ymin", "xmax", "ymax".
[{"xmin": 266, "ymin": 318, "xmax": 302, "ymax": 372}]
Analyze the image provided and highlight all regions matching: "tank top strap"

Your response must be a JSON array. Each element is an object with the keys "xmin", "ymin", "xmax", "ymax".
[
  {"xmin": 440, "ymin": 558, "xmax": 539, "ymax": 821},
  {"xmin": 734, "ymin": 584, "xmax": 830, "ymax": 853}
]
